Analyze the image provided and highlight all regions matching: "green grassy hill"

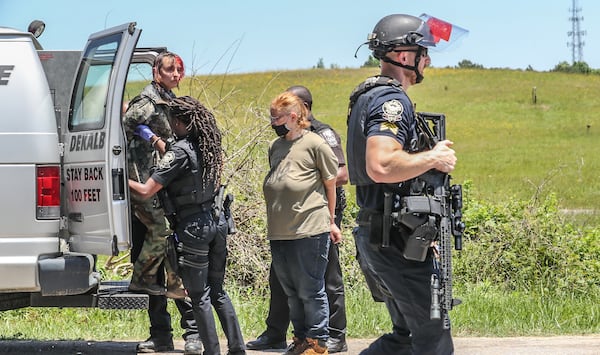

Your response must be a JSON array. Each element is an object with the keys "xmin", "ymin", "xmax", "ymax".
[{"xmin": 185, "ymin": 67, "xmax": 600, "ymax": 210}]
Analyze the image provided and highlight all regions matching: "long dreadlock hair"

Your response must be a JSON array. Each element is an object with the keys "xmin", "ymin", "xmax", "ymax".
[{"xmin": 167, "ymin": 96, "xmax": 223, "ymax": 188}]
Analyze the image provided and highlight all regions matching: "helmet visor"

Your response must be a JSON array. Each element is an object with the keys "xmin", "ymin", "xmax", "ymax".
[{"xmin": 419, "ymin": 13, "xmax": 469, "ymax": 51}]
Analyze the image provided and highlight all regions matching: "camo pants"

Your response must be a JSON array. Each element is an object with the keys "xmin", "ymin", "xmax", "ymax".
[{"xmin": 132, "ymin": 198, "xmax": 182, "ymax": 289}]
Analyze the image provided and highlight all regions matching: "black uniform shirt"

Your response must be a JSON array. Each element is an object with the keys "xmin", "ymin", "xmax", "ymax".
[
  {"xmin": 151, "ymin": 139, "xmax": 193, "ymax": 188},
  {"xmin": 309, "ymin": 114, "xmax": 346, "ymax": 168}
]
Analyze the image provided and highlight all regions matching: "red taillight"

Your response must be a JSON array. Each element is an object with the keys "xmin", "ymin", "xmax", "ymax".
[{"xmin": 37, "ymin": 165, "xmax": 60, "ymax": 219}]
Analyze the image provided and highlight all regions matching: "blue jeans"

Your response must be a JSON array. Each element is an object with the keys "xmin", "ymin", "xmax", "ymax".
[
  {"xmin": 270, "ymin": 233, "xmax": 330, "ymax": 341},
  {"xmin": 354, "ymin": 225, "xmax": 454, "ymax": 355}
]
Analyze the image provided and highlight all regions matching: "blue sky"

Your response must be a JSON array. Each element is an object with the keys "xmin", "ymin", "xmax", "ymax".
[{"xmin": 1, "ymin": 0, "xmax": 598, "ymax": 74}]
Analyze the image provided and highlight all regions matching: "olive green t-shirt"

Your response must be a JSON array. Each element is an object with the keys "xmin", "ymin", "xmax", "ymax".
[{"xmin": 263, "ymin": 131, "xmax": 338, "ymax": 240}]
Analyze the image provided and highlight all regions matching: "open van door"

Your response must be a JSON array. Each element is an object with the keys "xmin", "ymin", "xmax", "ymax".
[{"xmin": 62, "ymin": 23, "xmax": 141, "ymax": 256}]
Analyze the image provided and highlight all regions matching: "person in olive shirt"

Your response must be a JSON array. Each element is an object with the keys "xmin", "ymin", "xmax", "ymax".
[{"xmin": 252, "ymin": 88, "xmax": 346, "ymax": 354}]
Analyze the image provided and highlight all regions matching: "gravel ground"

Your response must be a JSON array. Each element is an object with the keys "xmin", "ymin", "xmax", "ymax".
[
  {"xmin": 232, "ymin": 336, "xmax": 600, "ymax": 355},
  {"xmin": 2, "ymin": 335, "xmax": 599, "ymax": 354}
]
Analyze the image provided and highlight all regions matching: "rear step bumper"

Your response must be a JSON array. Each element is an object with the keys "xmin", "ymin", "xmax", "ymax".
[
  {"xmin": 96, "ymin": 280, "xmax": 148, "ymax": 309},
  {"xmin": 30, "ymin": 281, "xmax": 148, "ymax": 309}
]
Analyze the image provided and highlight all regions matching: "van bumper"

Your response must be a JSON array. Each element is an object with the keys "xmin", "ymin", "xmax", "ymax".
[{"xmin": 38, "ymin": 253, "xmax": 97, "ymax": 296}]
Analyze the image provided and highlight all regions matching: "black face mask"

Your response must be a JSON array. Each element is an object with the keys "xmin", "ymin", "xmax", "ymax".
[{"xmin": 271, "ymin": 123, "xmax": 290, "ymax": 137}]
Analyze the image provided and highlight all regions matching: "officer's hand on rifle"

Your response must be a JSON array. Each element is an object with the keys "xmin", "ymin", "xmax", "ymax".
[
  {"xmin": 134, "ymin": 124, "xmax": 156, "ymax": 142},
  {"xmin": 431, "ymin": 140, "xmax": 456, "ymax": 173}
]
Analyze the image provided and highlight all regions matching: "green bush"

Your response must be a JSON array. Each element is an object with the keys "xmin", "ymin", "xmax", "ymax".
[{"xmin": 455, "ymin": 184, "xmax": 600, "ymax": 296}]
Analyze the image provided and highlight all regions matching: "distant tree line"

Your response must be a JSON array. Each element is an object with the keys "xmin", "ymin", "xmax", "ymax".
[
  {"xmin": 449, "ymin": 60, "xmax": 600, "ymax": 74},
  {"xmin": 551, "ymin": 61, "xmax": 599, "ymax": 74},
  {"xmin": 326, "ymin": 56, "xmax": 600, "ymax": 74}
]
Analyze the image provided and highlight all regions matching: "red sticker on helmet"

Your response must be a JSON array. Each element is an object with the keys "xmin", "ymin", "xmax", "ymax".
[{"xmin": 427, "ymin": 17, "xmax": 452, "ymax": 43}]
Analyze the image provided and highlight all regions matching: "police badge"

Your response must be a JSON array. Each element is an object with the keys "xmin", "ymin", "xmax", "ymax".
[
  {"xmin": 319, "ymin": 128, "xmax": 339, "ymax": 147},
  {"xmin": 382, "ymin": 99, "xmax": 404, "ymax": 123},
  {"xmin": 157, "ymin": 151, "xmax": 175, "ymax": 169}
]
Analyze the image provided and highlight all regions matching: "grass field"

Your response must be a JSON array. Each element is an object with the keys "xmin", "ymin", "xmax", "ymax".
[{"xmin": 186, "ymin": 67, "xmax": 600, "ymax": 211}]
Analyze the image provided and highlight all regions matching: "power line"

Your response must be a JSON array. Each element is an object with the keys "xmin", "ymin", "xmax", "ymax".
[{"xmin": 567, "ymin": 0, "xmax": 586, "ymax": 63}]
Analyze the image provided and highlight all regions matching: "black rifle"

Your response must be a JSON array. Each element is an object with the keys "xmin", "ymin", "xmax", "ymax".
[{"xmin": 414, "ymin": 112, "xmax": 465, "ymax": 330}]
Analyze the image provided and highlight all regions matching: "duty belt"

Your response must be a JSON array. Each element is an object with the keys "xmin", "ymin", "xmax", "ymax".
[
  {"xmin": 356, "ymin": 209, "xmax": 381, "ymax": 226},
  {"xmin": 174, "ymin": 200, "xmax": 214, "ymax": 223}
]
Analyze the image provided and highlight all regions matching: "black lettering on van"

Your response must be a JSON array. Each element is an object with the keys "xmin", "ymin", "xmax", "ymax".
[
  {"xmin": 84, "ymin": 167, "xmax": 104, "ymax": 181},
  {"xmin": 0, "ymin": 65, "xmax": 14, "ymax": 85},
  {"xmin": 70, "ymin": 188, "xmax": 101, "ymax": 202},
  {"xmin": 83, "ymin": 188, "xmax": 101, "ymax": 202},
  {"xmin": 65, "ymin": 168, "xmax": 82, "ymax": 181},
  {"xmin": 69, "ymin": 132, "xmax": 106, "ymax": 151}
]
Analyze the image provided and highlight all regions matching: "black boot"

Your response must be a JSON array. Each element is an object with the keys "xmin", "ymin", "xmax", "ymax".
[
  {"xmin": 129, "ymin": 275, "xmax": 166, "ymax": 296},
  {"xmin": 246, "ymin": 334, "xmax": 287, "ymax": 350},
  {"xmin": 136, "ymin": 337, "xmax": 175, "ymax": 353},
  {"xmin": 184, "ymin": 337, "xmax": 203, "ymax": 355},
  {"xmin": 326, "ymin": 336, "xmax": 348, "ymax": 353}
]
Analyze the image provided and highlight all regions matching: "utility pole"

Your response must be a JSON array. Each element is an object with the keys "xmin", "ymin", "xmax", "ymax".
[{"xmin": 567, "ymin": 0, "xmax": 586, "ymax": 63}]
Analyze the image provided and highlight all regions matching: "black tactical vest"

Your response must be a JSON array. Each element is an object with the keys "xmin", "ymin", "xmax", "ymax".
[
  {"xmin": 347, "ymin": 76, "xmax": 404, "ymax": 187},
  {"xmin": 160, "ymin": 139, "xmax": 217, "ymax": 217}
]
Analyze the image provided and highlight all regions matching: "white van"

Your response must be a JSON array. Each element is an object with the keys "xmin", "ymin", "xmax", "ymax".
[{"xmin": 0, "ymin": 21, "xmax": 163, "ymax": 310}]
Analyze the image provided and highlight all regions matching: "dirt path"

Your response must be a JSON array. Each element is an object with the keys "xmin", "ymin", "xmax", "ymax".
[
  {"xmin": 2, "ymin": 336, "xmax": 599, "ymax": 354},
  {"xmin": 172, "ymin": 336, "xmax": 600, "ymax": 355}
]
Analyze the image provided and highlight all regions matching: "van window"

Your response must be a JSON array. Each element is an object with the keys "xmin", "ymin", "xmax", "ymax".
[
  {"xmin": 122, "ymin": 63, "xmax": 153, "ymax": 112},
  {"xmin": 69, "ymin": 33, "xmax": 121, "ymax": 131}
]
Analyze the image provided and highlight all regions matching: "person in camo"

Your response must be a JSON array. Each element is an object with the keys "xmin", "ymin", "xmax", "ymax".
[{"xmin": 123, "ymin": 51, "xmax": 202, "ymax": 354}]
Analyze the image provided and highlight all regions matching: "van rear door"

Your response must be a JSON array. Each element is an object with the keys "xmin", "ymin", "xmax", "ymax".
[{"xmin": 62, "ymin": 23, "xmax": 141, "ymax": 256}]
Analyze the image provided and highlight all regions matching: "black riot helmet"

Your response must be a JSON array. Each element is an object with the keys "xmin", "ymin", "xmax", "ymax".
[
  {"xmin": 366, "ymin": 14, "xmax": 436, "ymax": 83},
  {"xmin": 368, "ymin": 14, "xmax": 436, "ymax": 58}
]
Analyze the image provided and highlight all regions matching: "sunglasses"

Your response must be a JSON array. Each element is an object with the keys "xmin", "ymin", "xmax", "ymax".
[{"xmin": 392, "ymin": 47, "xmax": 429, "ymax": 57}]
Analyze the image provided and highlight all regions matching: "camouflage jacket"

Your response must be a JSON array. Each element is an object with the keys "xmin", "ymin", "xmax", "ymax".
[{"xmin": 123, "ymin": 82, "xmax": 175, "ymax": 184}]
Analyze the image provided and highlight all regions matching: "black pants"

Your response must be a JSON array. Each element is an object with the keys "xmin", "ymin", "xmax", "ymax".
[
  {"xmin": 177, "ymin": 211, "xmax": 245, "ymax": 355},
  {"xmin": 354, "ymin": 225, "xmax": 454, "ymax": 355},
  {"xmin": 207, "ymin": 213, "xmax": 246, "ymax": 354},
  {"xmin": 262, "ymin": 207, "xmax": 347, "ymax": 341},
  {"xmin": 130, "ymin": 215, "xmax": 198, "ymax": 342}
]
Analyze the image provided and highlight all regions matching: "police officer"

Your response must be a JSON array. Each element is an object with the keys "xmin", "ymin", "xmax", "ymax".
[
  {"xmin": 123, "ymin": 51, "xmax": 200, "ymax": 354},
  {"xmin": 246, "ymin": 85, "xmax": 349, "ymax": 353},
  {"xmin": 347, "ymin": 14, "xmax": 457, "ymax": 354},
  {"xmin": 128, "ymin": 96, "xmax": 246, "ymax": 355}
]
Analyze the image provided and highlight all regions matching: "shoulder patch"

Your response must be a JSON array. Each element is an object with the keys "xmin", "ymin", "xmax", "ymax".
[
  {"xmin": 319, "ymin": 128, "xmax": 339, "ymax": 148},
  {"xmin": 157, "ymin": 151, "xmax": 176, "ymax": 169},
  {"xmin": 382, "ymin": 99, "xmax": 404, "ymax": 123},
  {"xmin": 380, "ymin": 122, "xmax": 399, "ymax": 135}
]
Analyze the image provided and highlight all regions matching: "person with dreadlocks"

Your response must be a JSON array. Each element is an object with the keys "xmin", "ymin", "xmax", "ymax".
[{"xmin": 129, "ymin": 96, "xmax": 246, "ymax": 355}]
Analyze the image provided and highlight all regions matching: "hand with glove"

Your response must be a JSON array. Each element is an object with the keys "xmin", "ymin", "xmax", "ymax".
[{"xmin": 134, "ymin": 124, "xmax": 156, "ymax": 142}]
